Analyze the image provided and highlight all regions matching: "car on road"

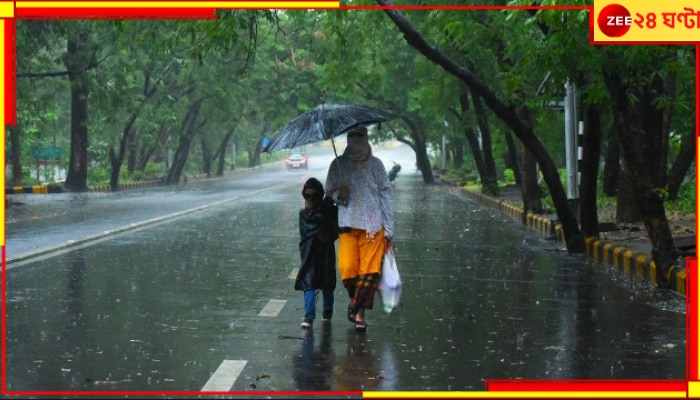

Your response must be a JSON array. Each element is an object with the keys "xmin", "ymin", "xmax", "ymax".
[{"xmin": 285, "ymin": 152, "xmax": 308, "ymax": 170}]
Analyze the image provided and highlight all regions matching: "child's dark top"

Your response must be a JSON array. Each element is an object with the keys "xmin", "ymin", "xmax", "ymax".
[{"xmin": 295, "ymin": 197, "xmax": 338, "ymax": 291}]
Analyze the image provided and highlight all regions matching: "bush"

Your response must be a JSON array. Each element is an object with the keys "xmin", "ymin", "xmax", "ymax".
[
  {"xmin": 140, "ymin": 162, "xmax": 166, "ymax": 180},
  {"xmin": 502, "ymin": 169, "xmax": 516, "ymax": 185},
  {"xmin": 87, "ymin": 168, "xmax": 110, "ymax": 185}
]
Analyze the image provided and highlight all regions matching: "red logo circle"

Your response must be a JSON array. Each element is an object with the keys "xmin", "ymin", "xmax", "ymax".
[{"xmin": 598, "ymin": 4, "xmax": 632, "ymax": 37}]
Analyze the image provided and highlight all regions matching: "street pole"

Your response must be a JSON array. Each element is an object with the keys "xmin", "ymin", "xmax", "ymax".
[
  {"xmin": 564, "ymin": 81, "xmax": 579, "ymax": 218},
  {"xmin": 442, "ymin": 135, "xmax": 447, "ymax": 171}
]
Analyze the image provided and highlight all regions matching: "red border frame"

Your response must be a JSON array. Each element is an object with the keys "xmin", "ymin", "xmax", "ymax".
[{"xmin": 1, "ymin": 1, "xmax": 696, "ymax": 398}]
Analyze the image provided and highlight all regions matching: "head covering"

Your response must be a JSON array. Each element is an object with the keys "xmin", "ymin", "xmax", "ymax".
[
  {"xmin": 302, "ymin": 177, "xmax": 325, "ymax": 196},
  {"xmin": 343, "ymin": 126, "xmax": 372, "ymax": 169}
]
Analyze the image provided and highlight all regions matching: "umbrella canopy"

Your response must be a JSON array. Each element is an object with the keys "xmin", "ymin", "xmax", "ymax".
[{"xmin": 262, "ymin": 103, "xmax": 394, "ymax": 153}]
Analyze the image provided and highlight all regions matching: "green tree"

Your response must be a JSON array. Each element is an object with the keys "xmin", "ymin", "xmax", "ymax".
[
  {"xmin": 315, "ymin": 10, "xmax": 449, "ymax": 183},
  {"xmin": 375, "ymin": 0, "xmax": 584, "ymax": 253},
  {"xmin": 513, "ymin": 2, "xmax": 695, "ymax": 285}
]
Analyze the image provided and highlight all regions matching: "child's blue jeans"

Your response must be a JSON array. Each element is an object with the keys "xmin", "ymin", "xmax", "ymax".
[{"xmin": 304, "ymin": 289, "xmax": 334, "ymax": 322}]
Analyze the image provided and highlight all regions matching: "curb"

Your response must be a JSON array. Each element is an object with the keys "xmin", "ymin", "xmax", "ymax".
[
  {"xmin": 89, "ymin": 179, "xmax": 163, "ymax": 192},
  {"xmin": 5, "ymin": 184, "xmax": 63, "ymax": 194},
  {"xmin": 447, "ymin": 179, "xmax": 686, "ymax": 295}
]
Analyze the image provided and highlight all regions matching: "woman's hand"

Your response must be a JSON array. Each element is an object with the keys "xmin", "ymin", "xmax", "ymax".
[{"xmin": 337, "ymin": 185, "xmax": 350, "ymax": 202}]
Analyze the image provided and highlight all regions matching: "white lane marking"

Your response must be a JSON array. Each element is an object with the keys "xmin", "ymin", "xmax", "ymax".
[
  {"xmin": 201, "ymin": 360, "xmax": 247, "ymax": 392},
  {"xmin": 258, "ymin": 299, "xmax": 286, "ymax": 317},
  {"xmin": 288, "ymin": 268, "xmax": 298, "ymax": 279}
]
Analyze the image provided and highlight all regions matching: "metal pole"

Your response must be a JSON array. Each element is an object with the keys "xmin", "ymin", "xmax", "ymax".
[
  {"xmin": 442, "ymin": 135, "xmax": 446, "ymax": 171},
  {"xmin": 564, "ymin": 81, "xmax": 578, "ymax": 200},
  {"xmin": 564, "ymin": 81, "xmax": 580, "ymax": 220}
]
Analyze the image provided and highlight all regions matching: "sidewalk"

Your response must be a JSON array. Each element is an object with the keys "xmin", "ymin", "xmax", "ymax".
[{"xmin": 439, "ymin": 177, "xmax": 690, "ymax": 296}]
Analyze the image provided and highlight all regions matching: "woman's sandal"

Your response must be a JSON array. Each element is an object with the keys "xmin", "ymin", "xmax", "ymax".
[
  {"xmin": 355, "ymin": 320, "xmax": 367, "ymax": 332},
  {"xmin": 347, "ymin": 306, "xmax": 356, "ymax": 323}
]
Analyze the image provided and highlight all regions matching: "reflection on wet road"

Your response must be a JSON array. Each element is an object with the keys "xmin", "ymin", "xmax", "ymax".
[{"xmin": 4, "ymin": 146, "xmax": 686, "ymax": 394}]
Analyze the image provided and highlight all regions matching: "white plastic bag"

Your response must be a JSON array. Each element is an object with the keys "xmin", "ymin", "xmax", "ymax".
[{"xmin": 378, "ymin": 240, "xmax": 402, "ymax": 313}]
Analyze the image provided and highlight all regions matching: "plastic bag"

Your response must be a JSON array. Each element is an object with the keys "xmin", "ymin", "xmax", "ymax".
[{"xmin": 378, "ymin": 240, "xmax": 402, "ymax": 313}]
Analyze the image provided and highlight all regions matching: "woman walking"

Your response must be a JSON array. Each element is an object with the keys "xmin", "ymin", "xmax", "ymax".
[{"xmin": 325, "ymin": 126, "xmax": 394, "ymax": 332}]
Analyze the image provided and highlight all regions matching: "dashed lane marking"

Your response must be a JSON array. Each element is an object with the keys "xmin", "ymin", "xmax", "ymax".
[
  {"xmin": 201, "ymin": 360, "xmax": 247, "ymax": 392},
  {"xmin": 258, "ymin": 299, "xmax": 286, "ymax": 317}
]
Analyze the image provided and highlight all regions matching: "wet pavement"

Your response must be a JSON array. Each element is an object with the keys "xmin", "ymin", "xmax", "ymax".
[{"xmin": 3, "ymin": 145, "xmax": 687, "ymax": 396}]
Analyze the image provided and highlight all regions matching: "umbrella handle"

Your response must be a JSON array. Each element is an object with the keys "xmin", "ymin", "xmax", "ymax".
[{"xmin": 331, "ymin": 138, "xmax": 345, "ymax": 184}]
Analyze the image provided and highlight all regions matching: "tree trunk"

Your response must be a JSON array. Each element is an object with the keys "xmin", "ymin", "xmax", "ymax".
[
  {"xmin": 109, "ymin": 104, "xmax": 144, "ymax": 191},
  {"xmin": 641, "ymin": 75, "xmax": 668, "ymax": 188},
  {"xmin": 452, "ymin": 136, "xmax": 465, "ymax": 170},
  {"xmin": 470, "ymin": 89, "xmax": 498, "ymax": 195},
  {"xmin": 615, "ymin": 168, "xmax": 643, "ymax": 223},
  {"xmin": 231, "ymin": 137, "xmax": 239, "ymax": 171},
  {"xmin": 401, "ymin": 115, "xmax": 435, "ymax": 184},
  {"xmin": 215, "ymin": 128, "xmax": 236, "ymax": 177},
  {"xmin": 8, "ymin": 125, "xmax": 23, "ymax": 185},
  {"xmin": 518, "ymin": 105, "xmax": 544, "ymax": 219},
  {"xmin": 520, "ymin": 145, "xmax": 543, "ymax": 220},
  {"xmin": 602, "ymin": 131, "xmax": 620, "ymax": 196},
  {"xmin": 108, "ymin": 147, "xmax": 122, "ymax": 191},
  {"xmin": 65, "ymin": 70, "xmax": 90, "ymax": 192},
  {"xmin": 201, "ymin": 138, "xmax": 212, "ymax": 177},
  {"xmin": 604, "ymin": 69, "xmax": 677, "ymax": 286},
  {"xmin": 166, "ymin": 99, "xmax": 204, "ymax": 185},
  {"xmin": 579, "ymin": 101, "xmax": 603, "ymax": 238},
  {"xmin": 616, "ymin": 75, "xmax": 668, "ymax": 223},
  {"xmin": 504, "ymin": 130, "xmax": 521, "ymax": 185},
  {"xmin": 452, "ymin": 95, "xmax": 486, "ymax": 183},
  {"xmin": 64, "ymin": 24, "xmax": 94, "ymax": 193},
  {"xmin": 127, "ymin": 141, "xmax": 137, "ymax": 173},
  {"xmin": 377, "ymin": 0, "xmax": 582, "ymax": 252},
  {"xmin": 667, "ymin": 130, "xmax": 695, "ymax": 200},
  {"xmin": 250, "ymin": 122, "xmax": 268, "ymax": 168}
]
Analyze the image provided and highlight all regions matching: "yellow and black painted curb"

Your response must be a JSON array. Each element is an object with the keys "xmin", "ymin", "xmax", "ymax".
[
  {"xmin": 447, "ymin": 180, "xmax": 686, "ymax": 295},
  {"xmin": 5, "ymin": 184, "xmax": 63, "ymax": 194},
  {"xmin": 585, "ymin": 237, "xmax": 686, "ymax": 294},
  {"xmin": 89, "ymin": 179, "xmax": 163, "ymax": 192}
]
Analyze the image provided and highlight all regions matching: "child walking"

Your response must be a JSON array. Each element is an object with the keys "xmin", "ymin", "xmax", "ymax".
[{"xmin": 295, "ymin": 178, "xmax": 338, "ymax": 329}]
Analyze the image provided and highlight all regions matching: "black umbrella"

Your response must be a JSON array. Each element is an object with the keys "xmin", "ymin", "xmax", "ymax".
[{"xmin": 262, "ymin": 103, "xmax": 394, "ymax": 156}]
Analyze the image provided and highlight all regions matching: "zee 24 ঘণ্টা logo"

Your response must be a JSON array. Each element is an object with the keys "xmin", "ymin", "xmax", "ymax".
[
  {"xmin": 597, "ymin": 3, "xmax": 633, "ymax": 37},
  {"xmin": 597, "ymin": 2, "xmax": 700, "ymax": 41}
]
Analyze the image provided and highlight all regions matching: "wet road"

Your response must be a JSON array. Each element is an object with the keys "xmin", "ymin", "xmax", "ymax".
[{"xmin": 4, "ymin": 145, "xmax": 687, "ymax": 394}]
